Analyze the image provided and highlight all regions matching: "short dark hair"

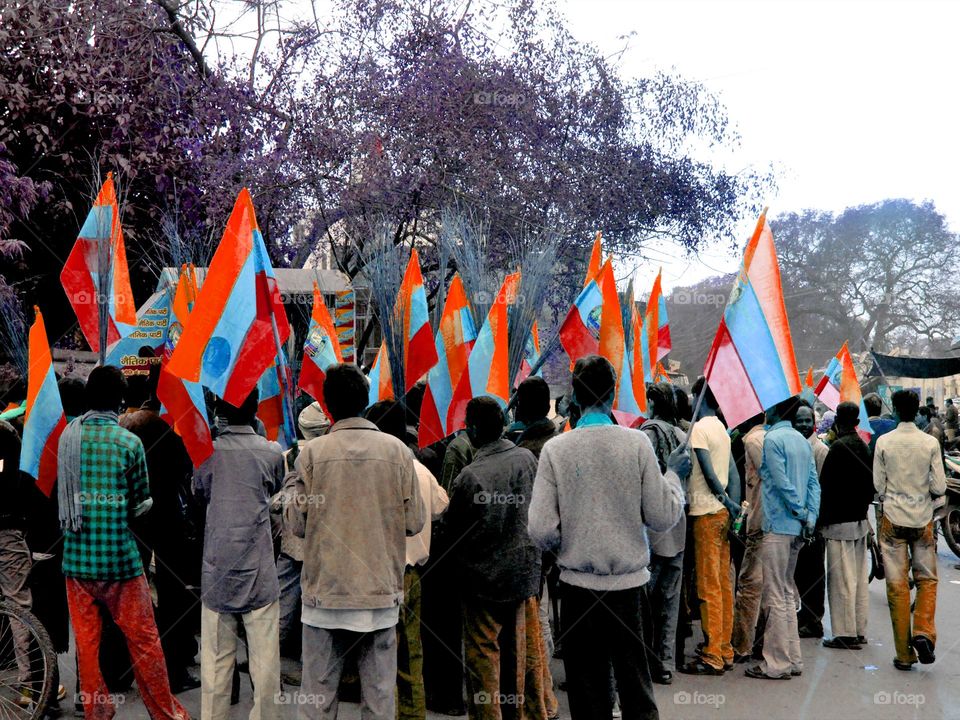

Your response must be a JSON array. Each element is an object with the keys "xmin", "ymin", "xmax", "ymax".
[
  {"xmin": 404, "ymin": 382, "xmax": 426, "ymax": 427},
  {"xmin": 891, "ymin": 389, "xmax": 920, "ymax": 422},
  {"xmin": 58, "ymin": 375, "xmax": 87, "ymax": 418},
  {"xmin": 835, "ymin": 401, "xmax": 860, "ymax": 429},
  {"xmin": 85, "ymin": 365, "xmax": 127, "ymax": 412},
  {"xmin": 690, "ymin": 376, "xmax": 718, "ymax": 411},
  {"xmin": 571, "ymin": 355, "xmax": 616, "ymax": 410},
  {"xmin": 324, "ymin": 364, "xmax": 370, "ymax": 421},
  {"xmin": 917, "ymin": 405, "xmax": 931, "ymax": 419},
  {"xmin": 219, "ymin": 388, "xmax": 259, "ymax": 426},
  {"xmin": 465, "ymin": 396, "xmax": 504, "ymax": 446},
  {"xmin": 646, "ymin": 382, "xmax": 676, "ymax": 424},
  {"xmin": 673, "ymin": 386, "xmax": 692, "ymax": 422},
  {"xmin": 516, "ymin": 376, "xmax": 550, "ymax": 422},
  {"xmin": 770, "ymin": 395, "xmax": 802, "ymax": 423},
  {"xmin": 863, "ymin": 392, "xmax": 883, "ymax": 417},
  {"xmin": 365, "ymin": 400, "xmax": 406, "ymax": 442}
]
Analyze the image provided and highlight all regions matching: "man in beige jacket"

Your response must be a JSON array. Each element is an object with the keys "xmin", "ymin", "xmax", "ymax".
[{"xmin": 288, "ymin": 364, "xmax": 424, "ymax": 720}]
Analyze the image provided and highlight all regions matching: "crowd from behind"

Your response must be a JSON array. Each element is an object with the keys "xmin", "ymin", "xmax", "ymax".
[{"xmin": 0, "ymin": 354, "xmax": 949, "ymax": 720}]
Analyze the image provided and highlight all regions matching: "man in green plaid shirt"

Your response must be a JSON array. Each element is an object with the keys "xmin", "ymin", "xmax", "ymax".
[{"xmin": 59, "ymin": 366, "xmax": 189, "ymax": 720}]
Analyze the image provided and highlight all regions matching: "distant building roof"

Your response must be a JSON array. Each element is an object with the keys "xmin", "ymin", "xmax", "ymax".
[{"xmin": 160, "ymin": 267, "xmax": 354, "ymax": 296}]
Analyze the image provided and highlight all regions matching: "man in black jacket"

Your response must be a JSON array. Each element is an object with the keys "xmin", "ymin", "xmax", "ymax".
[
  {"xmin": 819, "ymin": 402, "xmax": 875, "ymax": 650},
  {"xmin": 445, "ymin": 396, "xmax": 545, "ymax": 720}
]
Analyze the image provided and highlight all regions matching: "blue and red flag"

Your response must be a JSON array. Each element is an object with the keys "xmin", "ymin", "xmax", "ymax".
[
  {"xmin": 367, "ymin": 342, "xmax": 395, "ymax": 408},
  {"xmin": 419, "ymin": 274, "xmax": 477, "ymax": 448},
  {"xmin": 166, "ymin": 188, "xmax": 290, "ymax": 406},
  {"xmin": 816, "ymin": 343, "xmax": 872, "ymax": 439},
  {"xmin": 61, "ymin": 172, "xmax": 137, "ymax": 354},
  {"xmin": 20, "ymin": 308, "xmax": 67, "ymax": 497},
  {"xmin": 514, "ymin": 321, "xmax": 541, "ymax": 386},
  {"xmin": 644, "ymin": 269, "xmax": 671, "ymax": 368},
  {"xmin": 396, "ymin": 248, "xmax": 438, "ymax": 392},
  {"xmin": 298, "ymin": 283, "xmax": 343, "ymax": 416},
  {"xmin": 447, "ymin": 272, "xmax": 520, "ymax": 432},
  {"xmin": 703, "ymin": 210, "xmax": 802, "ymax": 429},
  {"xmin": 157, "ymin": 265, "xmax": 214, "ymax": 468},
  {"xmin": 559, "ymin": 234, "xmax": 604, "ymax": 365},
  {"xmin": 258, "ymin": 355, "xmax": 294, "ymax": 448}
]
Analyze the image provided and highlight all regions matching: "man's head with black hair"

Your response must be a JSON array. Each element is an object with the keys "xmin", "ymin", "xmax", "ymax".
[
  {"xmin": 465, "ymin": 396, "xmax": 505, "ymax": 448},
  {"xmin": 737, "ymin": 411, "xmax": 766, "ymax": 434},
  {"xmin": 405, "ymin": 382, "xmax": 425, "ymax": 428},
  {"xmin": 863, "ymin": 392, "xmax": 883, "ymax": 418},
  {"xmin": 765, "ymin": 395, "xmax": 801, "ymax": 426},
  {"xmin": 365, "ymin": 400, "xmax": 407, "ymax": 443},
  {"xmin": 571, "ymin": 355, "xmax": 616, "ymax": 412},
  {"xmin": 892, "ymin": 389, "xmax": 920, "ymax": 423},
  {"xmin": 792, "ymin": 401, "xmax": 816, "ymax": 438},
  {"xmin": 835, "ymin": 401, "xmax": 861, "ymax": 432},
  {"xmin": 674, "ymin": 386, "xmax": 692, "ymax": 422},
  {"xmin": 690, "ymin": 376, "xmax": 719, "ymax": 418},
  {"xmin": 58, "ymin": 375, "xmax": 87, "ymax": 418},
  {"xmin": 86, "ymin": 366, "xmax": 128, "ymax": 413},
  {"xmin": 218, "ymin": 388, "xmax": 259, "ymax": 426},
  {"xmin": 646, "ymin": 382, "xmax": 677, "ymax": 424},
  {"xmin": 323, "ymin": 363, "xmax": 370, "ymax": 422},
  {"xmin": 516, "ymin": 376, "xmax": 550, "ymax": 424}
]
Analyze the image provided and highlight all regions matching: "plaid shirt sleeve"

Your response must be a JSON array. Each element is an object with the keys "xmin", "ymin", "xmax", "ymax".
[{"xmin": 126, "ymin": 438, "xmax": 151, "ymax": 517}]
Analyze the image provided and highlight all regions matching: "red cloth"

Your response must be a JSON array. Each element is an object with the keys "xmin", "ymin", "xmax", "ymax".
[{"xmin": 66, "ymin": 575, "xmax": 189, "ymax": 720}]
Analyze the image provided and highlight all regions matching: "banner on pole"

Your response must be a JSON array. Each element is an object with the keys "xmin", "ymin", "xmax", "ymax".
[{"xmin": 335, "ymin": 289, "xmax": 355, "ymax": 363}]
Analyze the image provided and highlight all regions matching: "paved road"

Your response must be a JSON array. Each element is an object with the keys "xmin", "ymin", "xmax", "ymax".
[{"xmin": 52, "ymin": 547, "xmax": 960, "ymax": 720}]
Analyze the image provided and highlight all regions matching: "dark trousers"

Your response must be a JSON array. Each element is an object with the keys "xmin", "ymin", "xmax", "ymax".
[
  {"xmin": 421, "ymin": 538, "xmax": 465, "ymax": 713},
  {"xmin": 559, "ymin": 582, "xmax": 658, "ymax": 720},
  {"xmin": 794, "ymin": 536, "xmax": 826, "ymax": 634}
]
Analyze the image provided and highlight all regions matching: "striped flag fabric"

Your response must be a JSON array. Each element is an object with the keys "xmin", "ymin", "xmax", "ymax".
[
  {"xmin": 418, "ymin": 274, "xmax": 477, "ymax": 448},
  {"xmin": 585, "ymin": 231, "xmax": 602, "ymax": 286},
  {"xmin": 156, "ymin": 264, "xmax": 213, "ymax": 468},
  {"xmin": 514, "ymin": 321, "xmax": 541, "ymax": 386},
  {"xmin": 629, "ymin": 300, "xmax": 649, "ymax": 415},
  {"xmin": 20, "ymin": 308, "xmax": 67, "ymax": 497},
  {"xmin": 334, "ymin": 289, "xmax": 355, "ymax": 363},
  {"xmin": 396, "ymin": 248, "xmax": 438, "ymax": 392},
  {"xmin": 597, "ymin": 261, "xmax": 642, "ymax": 425},
  {"xmin": 645, "ymin": 269, "xmax": 671, "ymax": 367},
  {"xmin": 166, "ymin": 188, "xmax": 290, "ymax": 406},
  {"xmin": 298, "ymin": 283, "xmax": 343, "ymax": 415},
  {"xmin": 258, "ymin": 356, "xmax": 294, "ymax": 447},
  {"xmin": 60, "ymin": 172, "xmax": 137, "ymax": 354},
  {"xmin": 816, "ymin": 343, "xmax": 872, "ymax": 438},
  {"xmin": 560, "ymin": 234, "xmax": 604, "ymax": 365},
  {"xmin": 703, "ymin": 210, "xmax": 802, "ymax": 429},
  {"xmin": 447, "ymin": 272, "xmax": 520, "ymax": 432},
  {"xmin": 367, "ymin": 341, "xmax": 395, "ymax": 408}
]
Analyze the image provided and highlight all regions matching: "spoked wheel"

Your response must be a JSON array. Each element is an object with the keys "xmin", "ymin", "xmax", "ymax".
[
  {"xmin": 942, "ymin": 505, "xmax": 960, "ymax": 560},
  {"xmin": 0, "ymin": 600, "xmax": 56, "ymax": 720}
]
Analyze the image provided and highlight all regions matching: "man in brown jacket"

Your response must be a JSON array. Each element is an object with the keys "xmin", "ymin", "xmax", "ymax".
[{"xmin": 289, "ymin": 364, "xmax": 424, "ymax": 720}]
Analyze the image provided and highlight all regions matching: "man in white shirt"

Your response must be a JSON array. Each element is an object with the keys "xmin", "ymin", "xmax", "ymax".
[
  {"xmin": 678, "ymin": 377, "xmax": 740, "ymax": 676},
  {"xmin": 874, "ymin": 389, "xmax": 946, "ymax": 671}
]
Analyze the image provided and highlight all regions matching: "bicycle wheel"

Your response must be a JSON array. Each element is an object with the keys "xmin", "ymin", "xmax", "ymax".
[{"xmin": 0, "ymin": 600, "xmax": 56, "ymax": 720}]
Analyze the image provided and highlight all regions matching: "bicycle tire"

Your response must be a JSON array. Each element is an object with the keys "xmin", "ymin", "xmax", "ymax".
[{"xmin": 0, "ymin": 599, "xmax": 56, "ymax": 720}]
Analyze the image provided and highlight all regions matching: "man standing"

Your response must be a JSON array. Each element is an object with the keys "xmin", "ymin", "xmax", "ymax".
[
  {"xmin": 678, "ymin": 377, "xmax": 740, "ymax": 676},
  {"xmin": 365, "ymin": 400, "xmax": 449, "ymax": 720},
  {"xmin": 195, "ymin": 390, "xmax": 284, "ymax": 720},
  {"xmin": 730, "ymin": 413, "xmax": 766, "ymax": 662},
  {"xmin": 290, "ymin": 364, "xmax": 423, "ymax": 720},
  {"xmin": 874, "ymin": 390, "xmax": 946, "ymax": 670},
  {"xmin": 792, "ymin": 402, "xmax": 828, "ymax": 639},
  {"xmin": 445, "ymin": 396, "xmax": 544, "ymax": 720},
  {"xmin": 944, "ymin": 398, "xmax": 958, "ymax": 442},
  {"xmin": 745, "ymin": 397, "xmax": 819, "ymax": 681},
  {"xmin": 529, "ymin": 356, "xmax": 689, "ymax": 720},
  {"xmin": 57, "ymin": 366, "xmax": 187, "ymax": 720},
  {"xmin": 120, "ymin": 384, "xmax": 200, "ymax": 692},
  {"xmin": 820, "ymin": 402, "xmax": 875, "ymax": 650},
  {"xmin": 639, "ymin": 383, "xmax": 686, "ymax": 685},
  {"xmin": 864, "ymin": 393, "xmax": 895, "ymax": 455}
]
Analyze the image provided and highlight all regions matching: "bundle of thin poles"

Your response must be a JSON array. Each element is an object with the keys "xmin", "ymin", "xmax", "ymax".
[
  {"xmin": 507, "ymin": 230, "xmax": 559, "ymax": 388},
  {"xmin": 0, "ymin": 283, "xmax": 28, "ymax": 379}
]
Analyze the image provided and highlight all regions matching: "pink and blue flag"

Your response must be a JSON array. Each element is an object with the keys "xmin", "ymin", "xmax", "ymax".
[
  {"xmin": 166, "ymin": 189, "xmax": 290, "ymax": 406},
  {"xmin": 816, "ymin": 343, "xmax": 872, "ymax": 439},
  {"xmin": 703, "ymin": 210, "xmax": 802, "ymax": 429},
  {"xmin": 418, "ymin": 274, "xmax": 477, "ymax": 448},
  {"xmin": 20, "ymin": 308, "xmax": 67, "ymax": 497},
  {"xmin": 367, "ymin": 342, "xmax": 395, "ymax": 408}
]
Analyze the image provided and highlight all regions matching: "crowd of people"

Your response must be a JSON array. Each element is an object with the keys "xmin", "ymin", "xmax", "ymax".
[{"xmin": 0, "ymin": 354, "xmax": 950, "ymax": 720}]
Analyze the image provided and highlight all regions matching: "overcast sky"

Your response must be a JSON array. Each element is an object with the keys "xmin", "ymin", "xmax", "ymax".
[{"xmin": 557, "ymin": 0, "xmax": 960, "ymax": 289}]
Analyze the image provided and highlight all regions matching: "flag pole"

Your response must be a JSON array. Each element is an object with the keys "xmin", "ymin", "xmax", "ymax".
[{"xmin": 269, "ymin": 308, "xmax": 298, "ymax": 452}]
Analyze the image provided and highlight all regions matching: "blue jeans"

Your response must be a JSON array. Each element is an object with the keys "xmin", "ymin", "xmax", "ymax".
[{"xmin": 647, "ymin": 552, "xmax": 684, "ymax": 672}]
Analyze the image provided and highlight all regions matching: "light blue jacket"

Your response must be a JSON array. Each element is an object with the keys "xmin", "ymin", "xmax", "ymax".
[{"xmin": 759, "ymin": 421, "xmax": 820, "ymax": 536}]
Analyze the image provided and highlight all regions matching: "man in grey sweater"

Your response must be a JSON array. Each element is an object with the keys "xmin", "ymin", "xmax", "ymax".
[{"xmin": 528, "ymin": 356, "xmax": 690, "ymax": 720}]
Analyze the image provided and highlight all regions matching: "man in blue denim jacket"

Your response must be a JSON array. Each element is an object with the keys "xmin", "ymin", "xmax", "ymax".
[{"xmin": 745, "ymin": 396, "xmax": 820, "ymax": 680}]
